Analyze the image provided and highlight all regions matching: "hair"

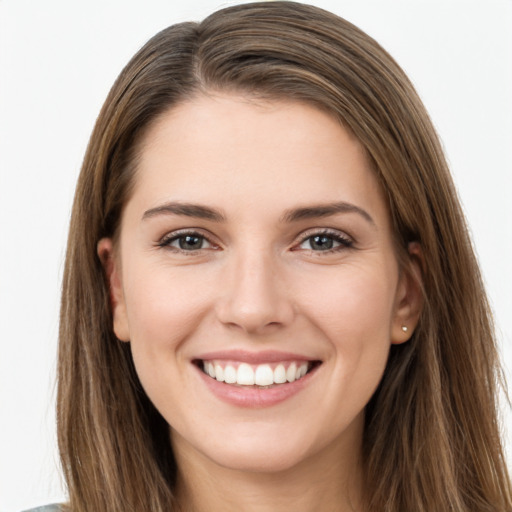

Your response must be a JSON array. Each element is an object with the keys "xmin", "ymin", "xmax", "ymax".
[{"xmin": 57, "ymin": 2, "xmax": 511, "ymax": 511}]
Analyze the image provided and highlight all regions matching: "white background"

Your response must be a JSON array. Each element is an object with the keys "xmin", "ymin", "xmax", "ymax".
[{"xmin": 1, "ymin": 1, "xmax": 511, "ymax": 510}]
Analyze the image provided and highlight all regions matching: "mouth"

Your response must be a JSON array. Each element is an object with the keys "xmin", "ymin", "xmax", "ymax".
[{"xmin": 194, "ymin": 359, "xmax": 322, "ymax": 389}]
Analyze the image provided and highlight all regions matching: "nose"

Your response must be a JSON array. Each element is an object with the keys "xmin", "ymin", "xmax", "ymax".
[{"xmin": 215, "ymin": 251, "xmax": 295, "ymax": 334}]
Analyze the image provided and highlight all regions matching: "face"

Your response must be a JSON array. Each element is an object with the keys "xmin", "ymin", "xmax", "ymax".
[{"xmin": 99, "ymin": 94, "xmax": 419, "ymax": 476}]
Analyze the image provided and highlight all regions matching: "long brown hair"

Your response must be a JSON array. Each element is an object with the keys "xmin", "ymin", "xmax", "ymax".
[{"xmin": 58, "ymin": 2, "xmax": 511, "ymax": 510}]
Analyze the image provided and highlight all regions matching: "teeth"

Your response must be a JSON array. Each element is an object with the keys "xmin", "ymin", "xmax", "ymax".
[
  {"xmin": 237, "ymin": 363, "xmax": 255, "ymax": 385},
  {"xmin": 274, "ymin": 364, "xmax": 287, "ymax": 384},
  {"xmin": 286, "ymin": 362, "xmax": 297, "ymax": 383},
  {"xmin": 224, "ymin": 365, "xmax": 237, "ymax": 384},
  {"xmin": 214, "ymin": 363, "xmax": 224, "ymax": 382},
  {"xmin": 202, "ymin": 360, "xmax": 310, "ymax": 386},
  {"xmin": 254, "ymin": 364, "xmax": 274, "ymax": 386}
]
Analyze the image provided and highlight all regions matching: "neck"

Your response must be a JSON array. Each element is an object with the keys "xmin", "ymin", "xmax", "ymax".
[{"xmin": 172, "ymin": 421, "xmax": 364, "ymax": 512}]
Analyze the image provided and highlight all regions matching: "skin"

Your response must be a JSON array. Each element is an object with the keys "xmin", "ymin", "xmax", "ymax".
[{"xmin": 98, "ymin": 94, "xmax": 422, "ymax": 512}]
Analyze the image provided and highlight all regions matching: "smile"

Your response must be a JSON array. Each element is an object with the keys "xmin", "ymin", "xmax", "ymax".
[
  {"xmin": 193, "ymin": 351, "xmax": 322, "ymax": 407},
  {"xmin": 200, "ymin": 360, "xmax": 315, "ymax": 387}
]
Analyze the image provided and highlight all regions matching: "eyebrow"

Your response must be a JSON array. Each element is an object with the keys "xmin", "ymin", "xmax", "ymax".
[
  {"xmin": 142, "ymin": 202, "xmax": 226, "ymax": 222},
  {"xmin": 142, "ymin": 200, "xmax": 375, "ymax": 226},
  {"xmin": 281, "ymin": 202, "xmax": 375, "ymax": 226}
]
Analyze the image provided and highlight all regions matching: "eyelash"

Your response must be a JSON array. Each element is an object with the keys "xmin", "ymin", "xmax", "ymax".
[
  {"xmin": 156, "ymin": 228, "xmax": 354, "ymax": 255},
  {"xmin": 294, "ymin": 229, "xmax": 354, "ymax": 254},
  {"xmin": 157, "ymin": 230, "xmax": 218, "ymax": 255}
]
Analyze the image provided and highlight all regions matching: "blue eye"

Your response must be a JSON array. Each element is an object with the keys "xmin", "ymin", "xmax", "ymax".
[
  {"xmin": 298, "ymin": 232, "xmax": 353, "ymax": 252},
  {"xmin": 159, "ymin": 232, "xmax": 215, "ymax": 252},
  {"xmin": 176, "ymin": 235, "xmax": 206, "ymax": 250}
]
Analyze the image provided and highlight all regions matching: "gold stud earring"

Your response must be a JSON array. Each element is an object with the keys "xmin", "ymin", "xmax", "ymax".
[{"xmin": 401, "ymin": 325, "xmax": 408, "ymax": 332}]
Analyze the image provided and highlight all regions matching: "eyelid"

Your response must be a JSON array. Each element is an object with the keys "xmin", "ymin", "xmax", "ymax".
[
  {"xmin": 155, "ymin": 227, "xmax": 354, "ymax": 254},
  {"xmin": 157, "ymin": 228, "xmax": 221, "ymax": 252},
  {"xmin": 291, "ymin": 227, "xmax": 355, "ymax": 252}
]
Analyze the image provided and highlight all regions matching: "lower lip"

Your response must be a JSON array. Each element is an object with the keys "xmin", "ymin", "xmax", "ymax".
[{"xmin": 195, "ymin": 364, "xmax": 319, "ymax": 408}]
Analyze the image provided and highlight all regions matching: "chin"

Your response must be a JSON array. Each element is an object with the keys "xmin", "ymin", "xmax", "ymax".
[
  {"xmin": 172, "ymin": 415, "xmax": 350, "ymax": 476},
  {"xmin": 206, "ymin": 440, "xmax": 312, "ymax": 474}
]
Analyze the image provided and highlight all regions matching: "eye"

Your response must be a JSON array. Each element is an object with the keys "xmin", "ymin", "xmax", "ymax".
[
  {"xmin": 295, "ymin": 230, "xmax": 354, "ymax": 252},
  {"xmin": 158, "ymin": 231, "xmax": 217, "ymax": 253}
]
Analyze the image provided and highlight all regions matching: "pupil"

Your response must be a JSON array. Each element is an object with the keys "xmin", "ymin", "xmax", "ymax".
[
  {"xmin": 311, "ymin": 235, "xmax": 333, "ymax": 250},
  {"xmin": 179, "ymin": 235, "xmax": 202, "ymax": 250}
]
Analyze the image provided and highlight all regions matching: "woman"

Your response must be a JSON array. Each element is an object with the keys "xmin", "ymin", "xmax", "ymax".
[{"xmin": 30, "ymin": 1, "xmax": 511, "ymax": 511}]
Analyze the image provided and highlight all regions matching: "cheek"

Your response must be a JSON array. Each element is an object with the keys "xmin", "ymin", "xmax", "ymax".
[
  {"xmin": 296, "ymin": 264, "xmax": 397, "ymax": 407},
  {"xmin": 298, "ymin": 262, "xmax": 397, "ymax": 344},
  {"xmin": 121, "ymin": 265, "xmax": 216, "ymax": 402},
  {"xmin": 121, "ymin": 267, "xmax": 212, "ymax": 424},
  {"xmin": 124, "ymin": 265, "xmax": 210, "ymax": 342}
]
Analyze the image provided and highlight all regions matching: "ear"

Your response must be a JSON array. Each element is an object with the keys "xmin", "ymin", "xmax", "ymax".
[
  {"xmin": 391, "ymin": 242, "xmax": 424, "ymax": 344},
  {"xmin": 97, "ymin": 238, "xmax": 130, "ymax": 342}
]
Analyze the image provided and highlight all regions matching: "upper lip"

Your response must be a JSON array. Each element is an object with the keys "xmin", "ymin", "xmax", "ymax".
[{"xmin": 194, "ymin": 349, "xmax": 319, "ymax": 364}]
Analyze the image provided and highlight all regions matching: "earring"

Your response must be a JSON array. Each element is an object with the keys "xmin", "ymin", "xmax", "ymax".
[{"xmin": 401, "ymin": 325, "xmax": 408, "ymax": 332}]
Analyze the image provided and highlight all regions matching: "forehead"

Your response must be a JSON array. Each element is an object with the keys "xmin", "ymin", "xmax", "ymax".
[{"xmin": 129, "ymin": 93, "xmax": 388, "ymax": 225}]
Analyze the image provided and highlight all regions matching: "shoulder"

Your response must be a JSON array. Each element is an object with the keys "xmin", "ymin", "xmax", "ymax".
[{"xmin": 21, "ymin": 506, "xmax": 63, "ymax": 512}]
